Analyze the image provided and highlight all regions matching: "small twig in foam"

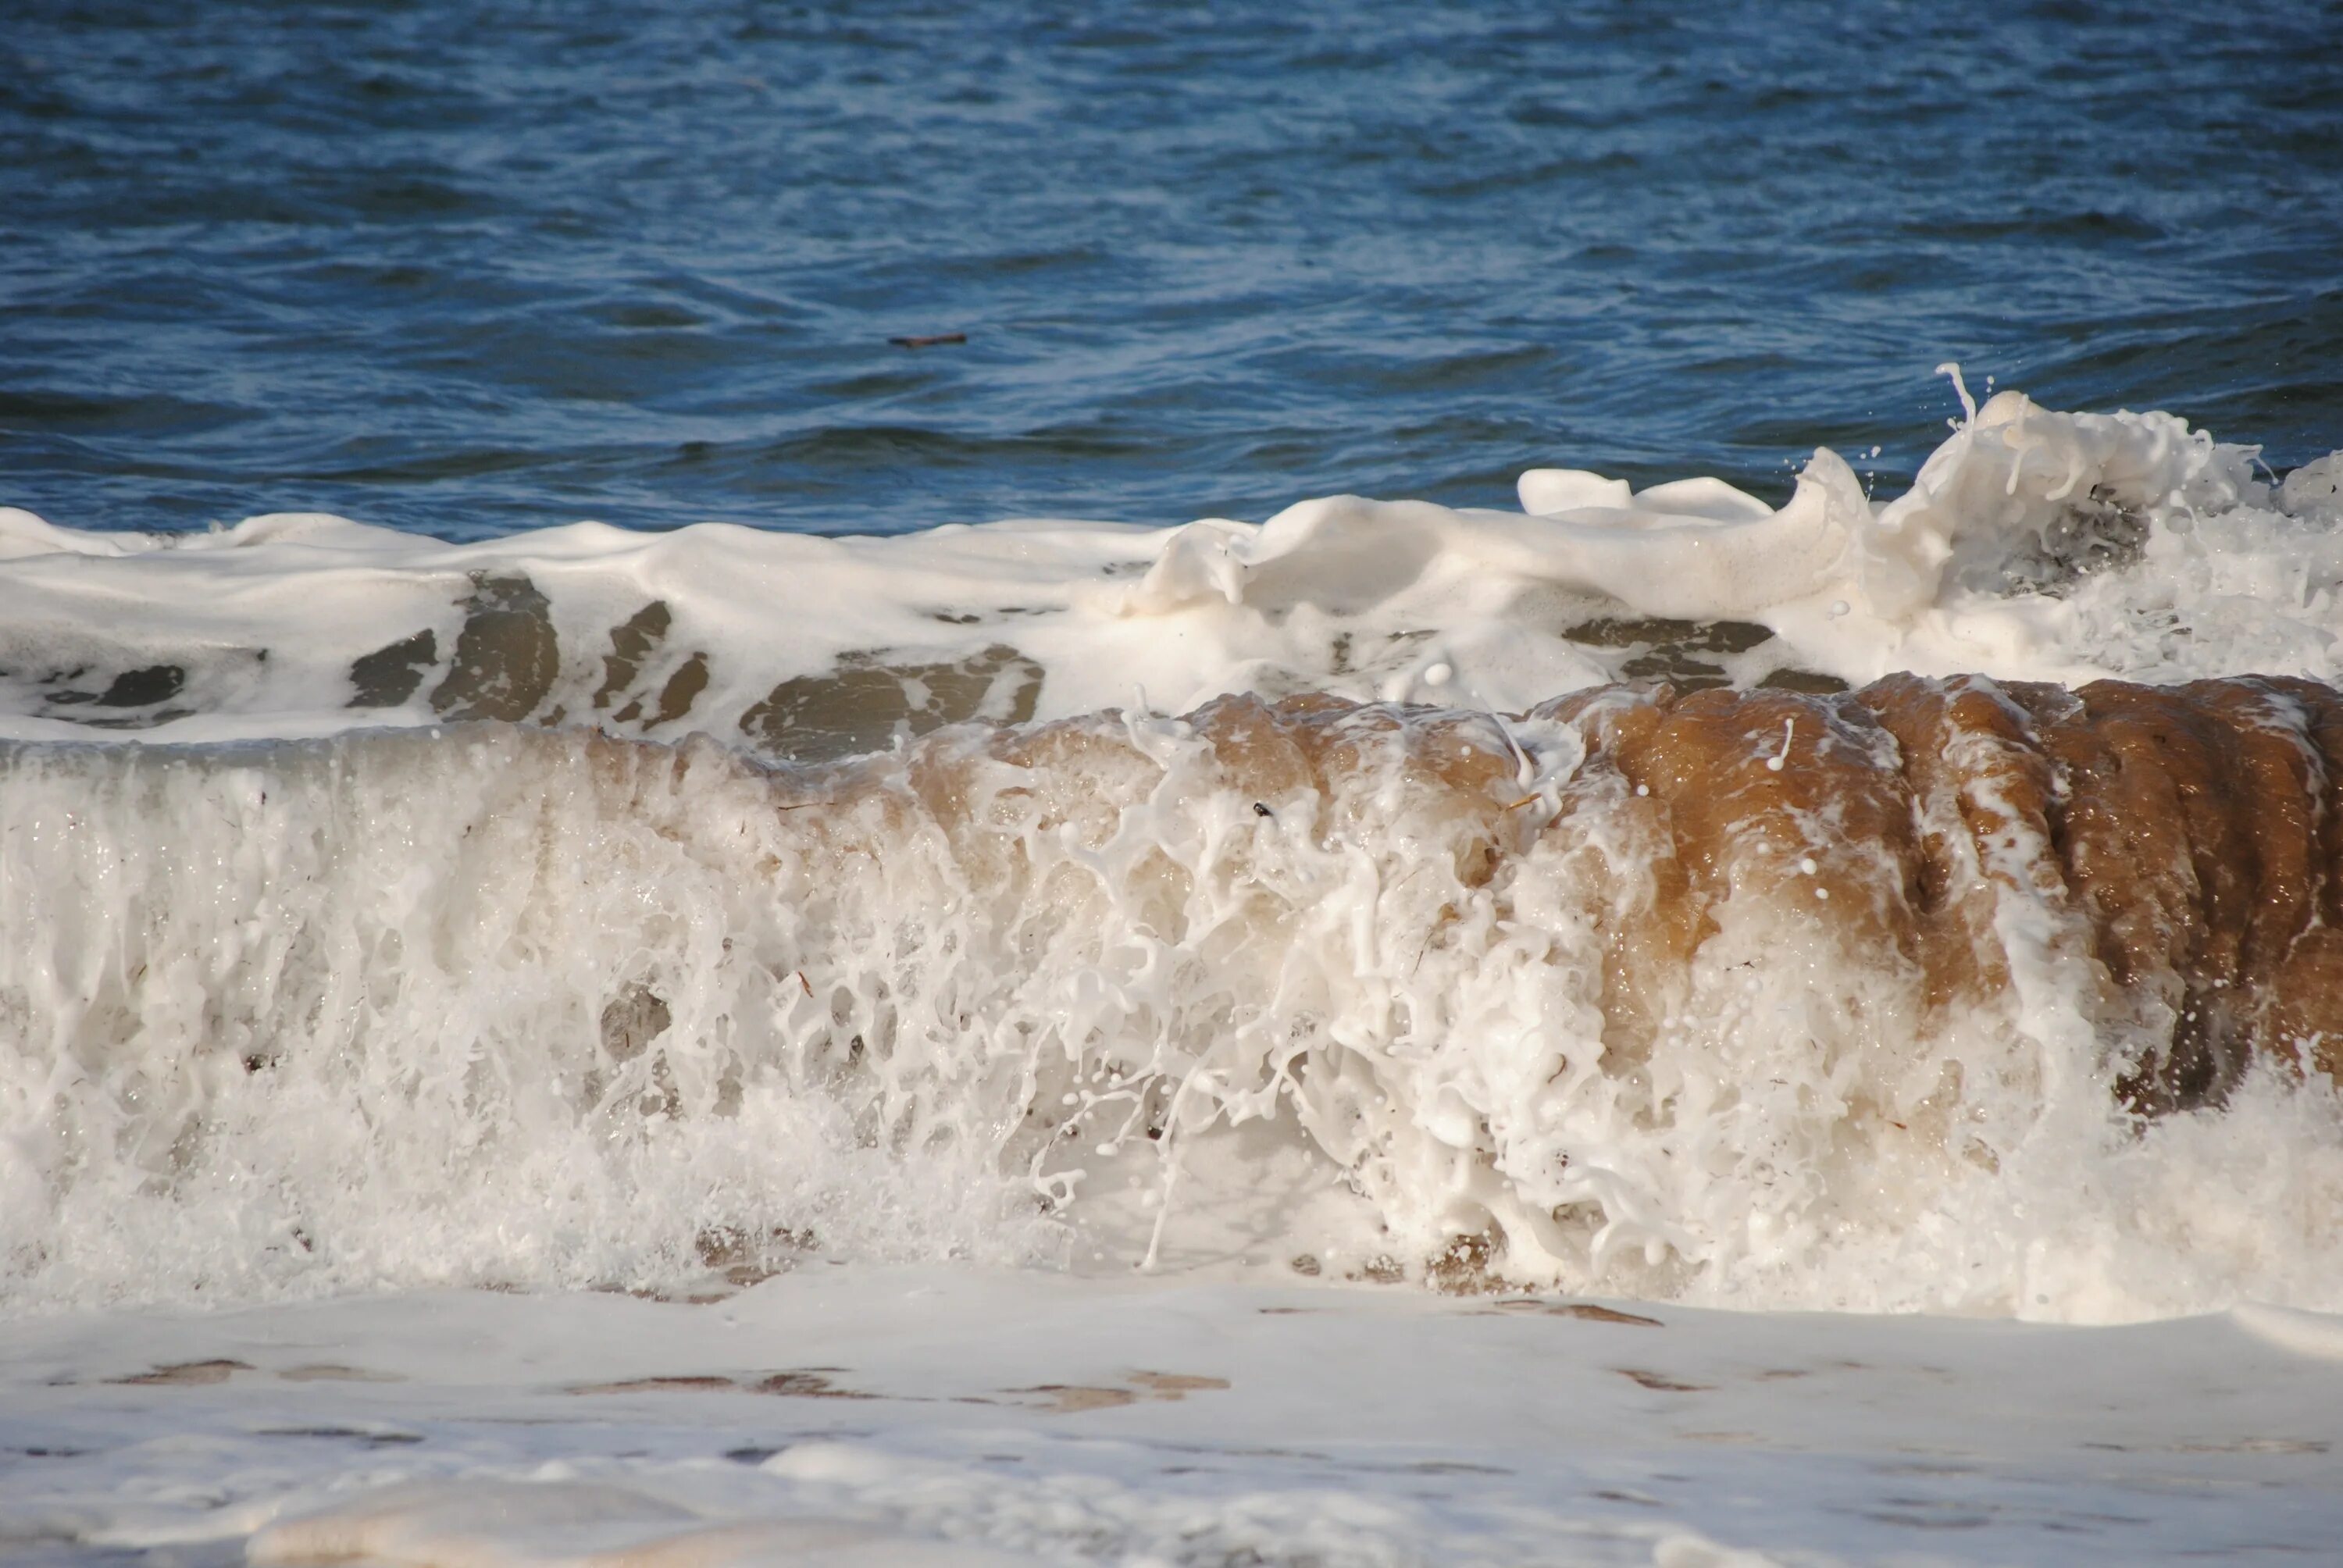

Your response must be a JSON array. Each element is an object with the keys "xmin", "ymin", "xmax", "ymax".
[{"xmin": 1766, "ymin": 718, "xmax": 1795, "ymax": 773}]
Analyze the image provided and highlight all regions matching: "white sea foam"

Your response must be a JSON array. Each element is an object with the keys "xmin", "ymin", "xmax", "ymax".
[
  {"xmin": 9, "ymin": 1267, "xmax": 2341, "ymax": 1566},
  {"xmin": 3, "ymin": 382, "xmax": 2342, "ymax": 1324},
  {"xmin": 0, "ymin": 376, "xmax": 2335, "ymax": 747},
  {"xmin": 3, "ymin": 699, "xmax": 2341, "ymax": 1323}
]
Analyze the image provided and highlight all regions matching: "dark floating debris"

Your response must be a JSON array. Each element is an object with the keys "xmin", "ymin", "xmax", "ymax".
[
  {"xmin": 430, "ymin": 572, "xmax": 558, "ymax": 723},
  {"xmin": 724, "ymin": 1445, "xmax": 782, "ymax": 1466},
  {"xmin": 739, "ymin": 643, "xmax": 1040, "ymax": 762},
  {"xmin": 888, "ymin": 332, "xmax": 967, "ymax": 349},
  {"xmin": 111, "ymin": 1359, "xmax": 253, "ymax": 1386},
  {"xmin": 1617, "ymin": 1367, "xmax": 1712, "ymax": 1392},
  {"xmin": 257, "ymin": 1427, "xmax": 423, "ymax": 1447},
  {"xmin": 349, "ymin": 630, "xmax": 437, "ymax": 708},
  {"xmin": 92, "ymin": 664, "xmax": 185, "ymax": 708},
  {"xmin": 44, "ymin": 661, "xmax": 191, "ymax": 724},
  {"xmin": 1492, "ymin": 1299, "xmax": 1664, "ymax": 1327}
]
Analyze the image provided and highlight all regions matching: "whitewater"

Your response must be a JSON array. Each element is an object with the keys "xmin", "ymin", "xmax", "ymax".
[{"xmin": 8, "ymin": 383, "xmax": 2343, "ymax": 1565}]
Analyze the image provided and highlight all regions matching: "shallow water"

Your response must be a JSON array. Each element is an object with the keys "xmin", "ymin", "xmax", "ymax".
[
  {"xmin": 5, "ymin": 0, "xmax": 2340, "ymax": 540},
  {"xmin": 11, "ymin": 1272, "xmax": 2343, "ymax": 1568}
]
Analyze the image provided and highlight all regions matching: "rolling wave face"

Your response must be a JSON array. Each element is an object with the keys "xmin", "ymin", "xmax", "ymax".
[
  {"xmin": 0, "ymin": 727, "xmax": 1053, "ymax": 1306},
  {"xmin": 7, "ymin": 675, "xmax": 2343, "ymax": 1320}
]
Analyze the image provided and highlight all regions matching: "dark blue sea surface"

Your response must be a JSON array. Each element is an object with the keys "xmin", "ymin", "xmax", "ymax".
[{"xmin": 4, "ymin": 0, "xmax": 2339, "ymax": 541}]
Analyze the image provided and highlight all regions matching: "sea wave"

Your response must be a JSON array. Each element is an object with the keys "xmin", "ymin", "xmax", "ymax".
[
  {"xmin": 5, "ymin": 383, "xmax": 2343, "ymax": 1319},
  {"xmin": 2, "ymin": 379, "xmax": 2340, "ymax": 753},
  {"xmin": 6, "ymin": 673, "xmax": 2343, "ymax": 1320}
]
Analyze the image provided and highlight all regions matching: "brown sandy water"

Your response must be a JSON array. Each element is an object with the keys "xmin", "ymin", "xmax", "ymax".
[{"xmin": 6, "ymin": 673, "xmax": 2343, "ymax": 1308}]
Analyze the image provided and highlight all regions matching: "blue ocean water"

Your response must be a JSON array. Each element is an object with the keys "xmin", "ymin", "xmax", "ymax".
[{"xmin": 3, "ymin": 0, "xmax": 2338, "ymax": 542}]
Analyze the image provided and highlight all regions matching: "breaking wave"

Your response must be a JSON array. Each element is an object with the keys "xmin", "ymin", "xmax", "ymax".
[
  {"xmin": 8, "ymin": 676, "xmax": 2343, "ymax": 1321},
  {"xmin": 5, "ymin": 379, "xmax": 2343, "ymax": 1322}
]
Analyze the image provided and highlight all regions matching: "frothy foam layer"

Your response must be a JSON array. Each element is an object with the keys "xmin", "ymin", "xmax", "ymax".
[
  {"xmin": 8, "ymin": 678, "xmax": 2343, "ymax": 1321},
  {"xmin": 2, "ymin": 382, "xmax": 2338, "ymax": 753}
]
